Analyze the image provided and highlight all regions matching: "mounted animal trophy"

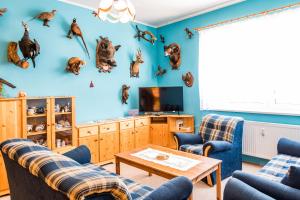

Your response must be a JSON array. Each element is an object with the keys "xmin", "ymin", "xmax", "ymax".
[
  {"xmin": 0, "ymin": 77, "xmax": 16, "ymax": 96},
  {"xmin": 67, "ymin": 18, "xmax": 90, "ymax": 58},
  {"xmin": 19, "ymin": 22, "xmax": 40, "ymax": 68},
  {"xmin": 96, "ymin": 36, "xmax": 121, "ymax": 73},
  {"xmin": 160, "ymin": 34, "xmax": 165, "ymax": 44},
  {"xmin": 164, "ymin": 43, "xmax": 181, "ymax": 70},
  {"xmin": 155, "ymin": 65, "xmax": 167, "ymax": 77},
  {"xmin": 184, "ymin": 28, "xmax": 194, "ymax": 39},
  {"xmin": 0, "ymin": 8, "xmax": 7, "ymax": 16},
  {"xmin": 130, "ymin": 49, "xmax": 144, "ymax": 78},
  {"xmin": 30, "ymin": 10, "xmax": 57, "ymax": 27},
  {"xmin": 182, "ymin": 72, "xmax": 194, "ymax": 87},
  {"xmin": 66, "ymin": 57, "xmax": 85, "ymax": 75},
  {"xmin": 7, "ymin": 42, "xmax": 29, "ymax": 69},
  {"xmin": 134, "ymin": 25, "xmax": 157, "ymax": 45},
  {"xmin": 121, "ymin": 85, "xmax": 130, "ymax": 104}
]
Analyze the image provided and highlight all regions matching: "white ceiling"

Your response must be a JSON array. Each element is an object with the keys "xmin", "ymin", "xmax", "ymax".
[{"xmin": 59, "ymin": 0, "xmax": 244, "ymax": 27}]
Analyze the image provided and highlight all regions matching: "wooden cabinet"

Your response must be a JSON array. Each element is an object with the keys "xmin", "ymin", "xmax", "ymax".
[
  {"xmin": 99, "ymin": 123, "xmax": 119, "ymax": 162},
  {"xmin": 135, "ymin": 126, "xmax": 150, "ymax": 148},
  {"xmin": 0, "ymin": 154, "xmax": 9, "ymax": 196},
  {"xmin": 0, "ymin": 98, "xmax": 24, "ymax": 195},
  {"xmin": 79, "ymin": 134, "xmax": 99, "ymax": 163}
]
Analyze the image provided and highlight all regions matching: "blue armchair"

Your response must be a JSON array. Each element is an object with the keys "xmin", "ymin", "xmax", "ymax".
[
  {"xmin": 224, "ymin": 138, "xmax": 300, "ymax": 200},
  {"xmin": 174, "ymin": 114, "xmax": 244, "ymax": 185}
]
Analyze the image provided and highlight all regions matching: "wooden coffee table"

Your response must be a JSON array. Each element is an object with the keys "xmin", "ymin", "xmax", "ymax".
[{"xmin": 115, "ymin": 145, "xmax": 222, "ymax": 200}]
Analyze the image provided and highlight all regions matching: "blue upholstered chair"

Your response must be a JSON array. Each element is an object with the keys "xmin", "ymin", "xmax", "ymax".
[
  {"xmin": 224, "ymin": 138, "xmax": 300, "ymax": 200},
  {"xmin": 174, "ymin": 114, "xmax": 244, "ymax": 185}
]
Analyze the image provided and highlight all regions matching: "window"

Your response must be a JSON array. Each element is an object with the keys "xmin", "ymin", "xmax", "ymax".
[{"xmin": 199, "ymin": 7, "xmax": 300, "ymax": 115}]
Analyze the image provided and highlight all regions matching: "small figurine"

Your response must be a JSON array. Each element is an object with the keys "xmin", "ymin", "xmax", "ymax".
[
  {"xmin": 160, "ymin": 34, "xmax": 165, "ymax": 43},
  {"xmin": 18, "ymin": 22, "xmax": 40, "ymax": 68},
  {"xmin": 130, "ymin": 49, "xmax": 144, "ymax": 78},
  {"xmin": 35, "ymin": 124, "xmax": 45, "ymax": 132},
  {"xmin": 122, "ymin": 85, "xmax": 130, "ymax": 104},
  {"xmin": 155, "ymin": 65, "xmax": 167, "ymax": 76},
  {"xmin": 134, "ymin": 25, "xmax": 157, "ymax": 45},
  {"xmin": 66, "ymin": 57, "xmax": 85, "ymax": 75},
  {"xmin": 182, "ymin": 72, "xmax": 194, "ymax": 87},
  {"xmin": 0, "ymin": 8, "xmax": 7, "ymax": 16},
  {"xmin": 30, "ymin": 10, "xmax": 57, "ymax": 27},
  {"xmin": 96, "ymin": 36, "xmax": 121, "ymax": 73},
  {"xmin": 184, "ymin": 28, "xmax": 194, "ymax": 39},
  {"xmin": 67, "ymin": 18, "xmax": 90, "ymax": 58},
  {"xmin": 164, "ymin": 43, "xmax": 181, "ymax": 70}
]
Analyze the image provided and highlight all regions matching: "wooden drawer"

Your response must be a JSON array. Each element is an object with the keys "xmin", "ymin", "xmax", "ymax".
[
  {"xmin": 79, "ymin": 126, "xmax": 99, "ymax": 137},
  {"xmin": 135, "ymin": 118, "xmax": 150, "ymax": 127},
  {"xmin": 100, "ymin": 123, "xmax": 118, "ymax": 133},
  {"xmin": 120, "ymin": 120, "xmax": 134, "ymax": 130}
]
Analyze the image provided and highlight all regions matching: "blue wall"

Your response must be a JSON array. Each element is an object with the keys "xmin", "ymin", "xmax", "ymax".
[
  {"xmin": 0, "ymin": 0, "xmax": 158, "ymax": 122},
  {"xmin": 157, "ymin": 0, "xmax": 300, "ymax": 128}
]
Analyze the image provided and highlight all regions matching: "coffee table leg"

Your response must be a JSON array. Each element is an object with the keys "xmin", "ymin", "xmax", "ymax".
[
  {"xmin": 216, "ymin": 163, "xmax": 222, "ymax": 200},
  {"xmin": 115, "ymin": 158, "xmax": 120, "ymax": 175}
]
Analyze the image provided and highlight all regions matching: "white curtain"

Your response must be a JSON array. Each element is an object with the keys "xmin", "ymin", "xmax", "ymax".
[{"xmin": 199, "ymin": 7, "xmax": 300, "ymax": 115}]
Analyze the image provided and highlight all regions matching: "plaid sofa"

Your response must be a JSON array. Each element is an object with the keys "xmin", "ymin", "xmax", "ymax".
[
  {"xmin": 175, "ymin": 114, "xmax": 244, "ymax": 185},
  {"xmin": 224, "ymin": 138, "xmax": 300, "ymax": 200},
  {"xmin": 0, "ymin": 139, "xmax": 192, "ymax": 200}
]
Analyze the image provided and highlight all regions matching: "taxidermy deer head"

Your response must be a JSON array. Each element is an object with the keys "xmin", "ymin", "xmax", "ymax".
[
  {"xmin": 122, "ymin": 84, "xmax": 130, "ymax": 104},
  {"xmin": 164, "ymin": 43, "xmax": 181, "ymax": 70},
  {"xmin": 182, "ymin": 72, "xmax": 194, "ymax": 87},
  {"xmin": 66, "ymin": 57, "xmax": 85, "ymax": 75},
  {"xmin": 0, "ymin": 8, "xmax": 7, "ymax": 16},
  {"xmin": 130, "ymin": 49, "xmax": 144, "ymax": 78},
  {"xmin": 96, "ymin": 36, "xmax": 121, "ymax": 73}
]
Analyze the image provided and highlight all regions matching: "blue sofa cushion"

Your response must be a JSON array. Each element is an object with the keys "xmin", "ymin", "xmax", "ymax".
[
  {"xmin": 257, "ymin": 154, "xmax": 300, "ymax": 182},
  {"xmin": 179, "ymin": 144, "xmax": 203, "ymax": 155},
  {"xmin": 281, "ymin": 166, "xmax": 300, "ymax": 189}
]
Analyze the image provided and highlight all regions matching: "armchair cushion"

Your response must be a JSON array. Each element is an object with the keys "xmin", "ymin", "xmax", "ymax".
[
  {"xmin": 258, "ymin": 154, "xmax": 300, "ymax": 182},
  {"xmin": 144, "ymin": 176, "xmax": 193, "ymax": 200},
  {"xmin": 233, "ymin": 171, "xmax": 300, "ymax": 200},
  {"xmin": 278, "ymin": 138, "xmax": 300, "ymax": 157},
  {"xmin": 63, "ymin": 145, "xmax": 91, "ymax": 164},
  {"xmin": 199, "ymin": 114, "xmax": 243, "ymax": 143},
  {"xmin": 203, "ymin": 141, "xmax": 232, "ymax": 155},
  {"xmin": 174, "ymin": 133, "xmax": 202, "ymax": 147},
  {"xmin": 179, "ymin": 144, "xmax": 203, "ymax": 155},
  {"xmin": 281, "ymin": 166, "xmax": 300, "ymax": 189}
]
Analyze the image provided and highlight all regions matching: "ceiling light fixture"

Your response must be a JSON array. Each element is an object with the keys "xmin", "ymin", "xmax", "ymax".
[{"xmin": 95, "ymin": 0, "xmax": 136, "ymax": 23}]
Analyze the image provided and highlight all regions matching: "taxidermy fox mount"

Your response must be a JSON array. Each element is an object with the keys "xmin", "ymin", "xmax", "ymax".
[
  {"xmin": 67, "ymin": 18, "xmax": 90, "ymax": 58},
  {"xmin": 18, "ymin": 22, "xmax": 40, "ymax": 68}
]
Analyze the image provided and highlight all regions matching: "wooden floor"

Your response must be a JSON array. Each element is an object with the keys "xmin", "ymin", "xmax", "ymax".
[{"xmin": 0, "ymin": 162, "xmax": 260, "ymax": 200}]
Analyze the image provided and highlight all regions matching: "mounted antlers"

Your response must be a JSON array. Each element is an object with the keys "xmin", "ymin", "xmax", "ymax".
[
  {"xmin": 134, "ymin": 25, "xmax": 157, "ymax": 45},
  {"xmin": 164, "ymin": 43, "xmax": 181, "ymax": 70},
  {"xmin": 130, "ymin": 49, "xmax": 144, "ymax": 78}
]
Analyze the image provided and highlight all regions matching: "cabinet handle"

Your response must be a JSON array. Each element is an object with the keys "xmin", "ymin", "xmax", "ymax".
[
  {"xmin": 94, "ymin": 139, "xmax": 98, "ymax": 142},
  {"xmin": 87, "ymin": 131, "xmax": 91, "ymax": 134},
  {"xmin": 100, "ymin": 138, "xmax": 104, "ymax": 141}
]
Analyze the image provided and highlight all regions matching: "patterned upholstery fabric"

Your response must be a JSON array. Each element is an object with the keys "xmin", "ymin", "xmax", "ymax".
[
  {"xmin": 82, "ymin": 163, "xmax": 154, "ymax": 200},
  {"xmin": 200, "ymin": 114, "xmax": 243, "ymax": 143},
  {"xmin": 1, "ymin": 140, "xmax": 132, "ymax": 200},
  {"xmin": 257, "ymin": 154, "xmax": 300, "ymax": 182},
  {"xmin": 179, "ymin": 144, "xmax": 203, "ymax": 155}
]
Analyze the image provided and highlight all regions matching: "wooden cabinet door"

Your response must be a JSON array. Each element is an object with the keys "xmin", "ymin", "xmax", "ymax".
[
  {"xmin": 79, "ymin": 135, "xmax": 99, "ymax": 163},
  {"xmin": 0, "ymin": 154, "xmax": 9, "ymax": 196},
  {"xmin": 0, "ymin": 100, "xmax": 23, "ymax": 141},
  {"xmin": 99, "ymin": 131, "xmax": 117, "ymax": 162},
  {"xmin": 120, "ymin": 129, "xmax": 135, "ymax": 152},
  {"xmin": 150, "ymin": 124, "xmax": 168, "ymax": 147},
  {"xmin": 135, "ymin": 126, "xmax": 150, "ymax": 148}
]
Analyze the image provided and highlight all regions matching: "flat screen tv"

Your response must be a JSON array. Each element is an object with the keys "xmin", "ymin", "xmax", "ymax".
[{"xmin": 139, "ymin": 87, "xmax": 183, "ymax": 113}]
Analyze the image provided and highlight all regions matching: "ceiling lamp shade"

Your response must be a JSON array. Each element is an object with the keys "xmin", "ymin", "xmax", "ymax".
[{"xmin": 96, "ymin": 0, "xmax": 136, "ymax": 23}]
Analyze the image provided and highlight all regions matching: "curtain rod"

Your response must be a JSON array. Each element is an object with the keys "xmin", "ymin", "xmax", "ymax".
[{"xmin": 194, "ymin": 2, "xmax": 300, "ymax": 31}]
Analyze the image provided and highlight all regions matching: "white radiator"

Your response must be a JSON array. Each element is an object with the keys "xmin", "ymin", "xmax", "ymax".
[{"xmin": 243, "ymin": 121, "xmax": 300, "ymax": 160}]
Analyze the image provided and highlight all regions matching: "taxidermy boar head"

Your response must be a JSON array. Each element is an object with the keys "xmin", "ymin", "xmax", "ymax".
[{"xmin": 164, "ymin": 43, "xmax": 181, "ymax": 70}]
